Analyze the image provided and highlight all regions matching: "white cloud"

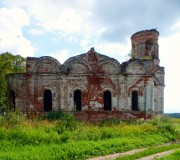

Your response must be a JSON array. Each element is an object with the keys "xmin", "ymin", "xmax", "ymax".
[
  {"xmin": 50, "ymin": 50, "xmax": 70, "ymax": 64},
  {"xmin": 0, "ymin": 7, "xmax": 34, "ymax": 57},
  {"xmin": 0, "ymin": 31, "xmax": 34, "ymax": 57},
  {"xmin": 0, "ymin": 7, "xmax": 29, "ymax": 35},
  {"xmin": 54, "ymin": 9, "xmax": 83, "ymax": 33},
  {"xmin": 94, "ymin": 39, "xmax": 131, "ymax": 62},
  {"xmin": 80, "ymin": 39, "xmax": 90, "ymax": 48},
  {"xmin": 2, "ymin": 0, "xmax": 98, "ymax": 39},
  {"xmin": 29, "ymin": 29, "xmax": 44, "ymax": 35},
  {"xmin": 159, "ymin": 32, "xmax": 180, "ymax": 113}
]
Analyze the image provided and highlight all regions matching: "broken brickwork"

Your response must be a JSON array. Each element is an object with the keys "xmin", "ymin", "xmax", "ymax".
[{"xmin": 7, "ymin": 29, "xmax": 165, "ymax": 121}]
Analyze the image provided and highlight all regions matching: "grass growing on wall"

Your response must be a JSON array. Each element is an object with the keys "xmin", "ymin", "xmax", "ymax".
[{"xmin": 0, "ymin": 112, "xmax": 179, "ymax": 160}]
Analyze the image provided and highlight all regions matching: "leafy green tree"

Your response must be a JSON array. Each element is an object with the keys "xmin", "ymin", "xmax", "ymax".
[{"xmin": 0, "ymin": 52, "xmax": 25, "ymax": 112}]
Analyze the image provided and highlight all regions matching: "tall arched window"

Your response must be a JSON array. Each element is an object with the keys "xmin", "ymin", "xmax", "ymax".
[
  {"xmin": 132, "ymin": 91, "xmax": 139, "ymax": 111},
  {"xmin": 104, "ymin": 91, "xmax": 112, "ymax": 111},
  {"xmin": 74, "ymin": 90, "xmax": 82, "ymax": 111},
  {"xmin": 9, "ymin": 90, "xmax": 16, "ymax": 109},
  {"xmin": 44, "ymin": 89, "xmax": 52, "ymax": 112}
]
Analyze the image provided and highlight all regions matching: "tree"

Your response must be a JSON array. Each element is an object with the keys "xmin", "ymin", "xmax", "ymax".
[{"xmin": 0, "ymin": 52, "xmax": 25, "ymax": 112}]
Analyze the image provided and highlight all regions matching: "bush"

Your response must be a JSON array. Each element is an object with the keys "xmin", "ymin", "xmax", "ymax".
[
  {"xmin": 43, "ymin": 111, "xmax": 66, "ymax": 120},
  {"xmin": 48, "ymin": 112, "xmax": 78, "ymax": 133},
  {"xmin": 148, "ymin": 115, "xmax": 179, "ymax": 140}
]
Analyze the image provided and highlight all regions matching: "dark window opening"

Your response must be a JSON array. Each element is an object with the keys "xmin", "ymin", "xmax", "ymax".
[
  {"xmin": 44, "ymin": 90, "xmax": 52, "ymax": 112},
  {"xmin": 132, "ymin": 91, "xmax": 139, "ymax": 111},
  {"xmin": 10, "ymin": 90, "xmax": 16, "ymax": 109},
  {"xmin": 145, "ymin": 39, "xmax": 153, "ymax": 56},
  {"xmin": 104, "ymin": 91, "xmax": 112, "ymax": 111},
  {"xmin": 74, "ymin": 90, "xmax": 82, "ymax": 111}
]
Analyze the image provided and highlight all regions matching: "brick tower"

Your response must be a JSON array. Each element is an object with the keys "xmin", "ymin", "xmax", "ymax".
[{"xmin": 131, "ymin": 29, "xmax": 160, "ymax": 65}]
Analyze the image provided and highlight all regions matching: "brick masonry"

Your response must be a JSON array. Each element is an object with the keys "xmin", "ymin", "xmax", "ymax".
[{"xmin": 7, "ymin": 29, "xmax": 165, "ymax": 121}]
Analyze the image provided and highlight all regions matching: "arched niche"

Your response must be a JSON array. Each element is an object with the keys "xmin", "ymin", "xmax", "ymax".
[
  {"xmin": 100, "ymin": 59, "xmax": 121, "ymax": 74},
  {"xmin": 71, "ymin": 60, "xmax": 89, "ymax": 74},
  {"xmin": 33, "ymin": 57, "xmax": 61, "ymax": 73}
]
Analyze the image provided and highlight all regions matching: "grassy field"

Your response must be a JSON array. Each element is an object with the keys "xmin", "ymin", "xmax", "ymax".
[{"xmin": 0, "ymin": 112, "xmax": 179, "ymax": 160}]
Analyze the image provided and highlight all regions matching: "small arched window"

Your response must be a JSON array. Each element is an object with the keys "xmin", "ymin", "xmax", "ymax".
[
  {"xmin": 74, "ymin": 90, "xmax": 82, "ymax": 111},
  {"xmin": 145, "ymin": 39, "xmax": 153, "ymax": 56},
  {"xmin": 104, "ymin": 91, "xmax": 112, "ymax": 111},
  {"xmin": 131, "ymin": 91, "xmax": 139, "ymax": 111},
  {"xmin": 44, "ymin": 89, "xmax": 52, "ymax": 112}
]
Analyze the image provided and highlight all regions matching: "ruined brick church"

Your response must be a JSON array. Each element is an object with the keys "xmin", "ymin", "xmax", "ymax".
[{"xmin": 7, "ymin": 29, "xmax": 165, "ymax": 121}]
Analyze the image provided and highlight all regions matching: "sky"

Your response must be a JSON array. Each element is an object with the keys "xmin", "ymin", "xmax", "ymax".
[{"xmin": 0, "ymin": 0, "xmax": 180, "ymax": 113}]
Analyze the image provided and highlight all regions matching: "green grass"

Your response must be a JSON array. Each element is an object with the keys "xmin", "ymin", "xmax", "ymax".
[
  {"xmin": 157, "ymin": 149, "xmax": 180, "ymax": 160},
  {"xmin": 0, "ymin": 112, "xmax": 179, "ymax": 160},
  {"xmin": 116, "ymin": 143, "xmax": 180, "ymax": 160}
]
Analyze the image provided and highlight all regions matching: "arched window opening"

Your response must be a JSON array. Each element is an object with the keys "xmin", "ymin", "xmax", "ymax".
[
  {"xmin": 9, "ymin": 90, "xmax": 16, "ymax": 109},
  {"xmin": 74, "ymin": 90, "xmax": 82, "ymax": 111},
  {"xmin": 44, "ymin": 89, "xmax": 52, "ymax": 112},
  {"xmin": 104, "ymin": 91, "xmax": 112, "ymax": 111},
  {"xmin": 145, "ymin": 39, "xmax": 153, "ymax": 56},
  {"xmin": 132, "ymin": 91, "xmax": 139, "ymax": 111}
]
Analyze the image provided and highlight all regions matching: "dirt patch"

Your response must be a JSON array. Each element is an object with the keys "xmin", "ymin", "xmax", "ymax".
[
  {"xmin": 87, "ymin": 142, "xmax": 178, "ymax": 160},
  {"xmin": 87, "ymin": 148, "xmax": 146, "ymax": 160},
  {"xmin": 138, "ymin": 149, "xmax": 178, "ymax": 160}
]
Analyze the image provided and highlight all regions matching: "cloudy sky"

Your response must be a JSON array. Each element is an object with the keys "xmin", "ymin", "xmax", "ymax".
[{"xmin": 0, "ymin": 0, "xmax": 180, "ymax": 113}]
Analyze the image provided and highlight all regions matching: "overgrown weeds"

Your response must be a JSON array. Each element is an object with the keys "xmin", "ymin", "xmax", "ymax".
[
  {"xmin": 0, "ymin": 113, "xmax": 179, "ymax": 159},
  {"xmin": 43, "ymin": 111, "xmax": 67, "ymax": 121},
  {"xmin": 147, "ymin": 115, "xmax": 180, "ymax": 140},
  {"xmin": 0, "ymin": 110, "xmax": 25, "ymax": 127}
]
